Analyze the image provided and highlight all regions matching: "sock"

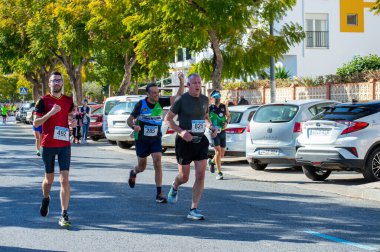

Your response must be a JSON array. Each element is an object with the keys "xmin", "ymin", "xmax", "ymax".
[
  {"xmin": 156, "ymin": 186, "xmax": 162, "ymax": 196},
  {"xmin": 62, "ymin": 210, "xmax": 68, "ymax": 216}
]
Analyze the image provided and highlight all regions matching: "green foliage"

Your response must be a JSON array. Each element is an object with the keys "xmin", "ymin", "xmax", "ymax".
[
  {"xmin": 275, "ymin": 67, "xmax": 291, "ymax": 79},
  {"xmin": 336, "ymin": 54, "xmax": 380, "ymax": 77}
]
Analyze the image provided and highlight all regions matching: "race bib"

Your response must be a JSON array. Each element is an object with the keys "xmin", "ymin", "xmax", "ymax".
[
  {"xmin": 144, "ymin": 125, "xmax": 158, "ymax": 136},
  {"xmin": 191, "ymin": 120, "xmax": 206, "ymax": 133},
  {"xmin": 53, "ymin": 126, "xmax": 70, "ymax": 141}
]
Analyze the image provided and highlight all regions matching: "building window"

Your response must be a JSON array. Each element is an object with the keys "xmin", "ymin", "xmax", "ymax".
[
  {"xmin": 185, "ymin": 49, "xmax": 192, "ymax": 60},
  {"xmin": 305, "ymin": 13, "xmax": 329, "ymax": 48},
  {"xmin": 347, "ymin": 14, "xmax": 358, "ymax": 26},
  {"xmin": 177, "ymin": 48, "xmax": 184, "ymax": 62}
]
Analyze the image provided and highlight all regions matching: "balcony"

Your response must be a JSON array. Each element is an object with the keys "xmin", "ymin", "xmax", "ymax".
[{"xmin": 305, "ymin": 31, "xmax": 329, "ymax": 48}]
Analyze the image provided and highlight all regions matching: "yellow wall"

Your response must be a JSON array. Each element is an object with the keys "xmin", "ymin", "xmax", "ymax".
[{"xmin": 340, "ymin": 0, "xmax": 375, "ymax": 32}]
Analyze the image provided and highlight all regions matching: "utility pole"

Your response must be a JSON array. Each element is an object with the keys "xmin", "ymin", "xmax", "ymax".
[{"xmin": 270, "ymin": 22, "xmax": 276, "ymax": 103}]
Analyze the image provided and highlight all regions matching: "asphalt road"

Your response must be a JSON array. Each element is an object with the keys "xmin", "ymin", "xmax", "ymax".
[{"xmin": 1, "ymin": 121, "xmax": 379, "ymax": 252}]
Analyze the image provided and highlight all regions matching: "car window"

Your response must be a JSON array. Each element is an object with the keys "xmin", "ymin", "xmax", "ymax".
[
  {"xmin": 105, "ymin": 100, "xmax": 120, "ymax": 115},
  {"xmin": 313, "ymin": 106, "xmax": 375, "ymax": 121},
  {"xmin": 308, "ymin": 102, "xmax": 335, "ymax": 116},
  {"xmin": 229, "ymin": 111, "xmax": 243, "ymax": 124},
  {"xmin": 247, "ymin": 110, "xmax": 256, "ymax": 122},
  {"xmin": 253, "ymin": 105, "xmax": 299, "ymax": 123},
  {"xmin": 92, "ymin": 107, "xmax": 103, "ymax": 115},
  {"xmin": 109, "ymin": 101, "xmax": 137, "ymax": 115}
]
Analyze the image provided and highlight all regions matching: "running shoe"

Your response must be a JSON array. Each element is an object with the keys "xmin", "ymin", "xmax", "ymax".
[
  {"xmin": 208, "ymin": 159, "xmax": 215, "ymax": 173},
  {"xmin": 187, "ymin": 209, "xmax": 205, "ymax": 220},
  {"xmin": 58, "ymin": 214, "xmax": 72, "ymax": 227},
  {"xmin": 40, "ymin": 197, "xmax": 50, "ymax": 217},
  {"xmin": 128, "ymin": 170, "xmax": 136, "ymax": 188},
  {"xmin": 216, "ymin": 172, "xmax": 223, "ymax": 180},
  {"xmin": 36, "ymin": 150, "xmax": 41, "ymax": 156},
  {"xmin": 167, "ymin": 186, "xmax": 178, "ymax": 203},
  {"xmin": 156, "ymin": 192, "xmax": 168, "ymax": 203}
]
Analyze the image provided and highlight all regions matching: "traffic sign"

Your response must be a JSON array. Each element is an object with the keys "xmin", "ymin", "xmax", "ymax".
[{"xmin": 20, "ymin": 87, "xmax": 28, "ymax": 95}]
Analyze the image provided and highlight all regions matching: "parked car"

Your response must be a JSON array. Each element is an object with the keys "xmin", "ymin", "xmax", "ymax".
[
  {"xmin": 25, "ymin": 107, "xmax": 35, "ymax": 124},
  {"xmin": 206, "ymin": 105, "xmax": 260, "ymax": 157},
  {"xmin": 246, "ymin": 99, "xmax": 338, "ymax": 170},
  {"xmin": 296, "ymin": 100, "xmax": 380, "ymax": 182},
  {"xmin": 103, "ymin": 95, "xmax": 145, "ymax": 145},
  {"xmin": 88, "ymin": 105, "xmax": 105, "ymax": 141},
  {"xmin": 17, "ymin": 102, "xmax": 35, "ymax": 123},
  {"xmin": 105, "ymin": 97, "xmax": 143, "ymax": 149},
  {"xmin": 161, "ymin": 107, "xmax": 178, "ymax": 152}
]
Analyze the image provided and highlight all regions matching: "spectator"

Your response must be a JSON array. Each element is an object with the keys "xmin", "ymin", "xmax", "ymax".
[{"xmin": 238, "ymin": 95, "xmax": 249, "ymax": 105}]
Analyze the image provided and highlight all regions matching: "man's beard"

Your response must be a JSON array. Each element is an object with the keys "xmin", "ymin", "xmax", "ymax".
[{"xmin": 53, "ymin": 85, "xmax": 62, "ymax": 93}]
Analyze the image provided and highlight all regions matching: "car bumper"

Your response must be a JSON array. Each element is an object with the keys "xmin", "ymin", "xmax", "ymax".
[
  {"xmin": 296, "ymin": 148, "xmax": 364, "ymax": 170},
  {"xmin": 246, "ymin": 146, "xmax": 297, "ymax": 164},
  {"xmin": 105, "ymin": 131, "xmax": 134, "ymax": 141}
]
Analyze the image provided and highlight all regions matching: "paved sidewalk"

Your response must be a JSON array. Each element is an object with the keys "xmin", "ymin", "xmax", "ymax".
[{"xmin": 220, "ymin": 158, "xmax": 380, "ymax": 203}]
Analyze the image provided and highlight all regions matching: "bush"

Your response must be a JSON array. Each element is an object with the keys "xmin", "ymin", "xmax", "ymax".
[{"xmin": 336, "ymin": 54, "xmax": 380, "ymax": 77}]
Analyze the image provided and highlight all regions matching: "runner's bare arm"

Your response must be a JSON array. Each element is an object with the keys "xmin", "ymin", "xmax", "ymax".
[
  {"xmin": 170, "ymin": 72, "xmax": 185, "ymax": 104},
  {"xmin": 205, "ymin": 112, "xmax": 218, "ymax": 138},
  {"xmin": 34, "ymin": 104, "xmax": 61, "ymax": 128},
  {"xmin": 164, "ymin": 110, "xmax": 192, "ymax": 142},
  {"xmin": 127, "ymin": 114, "xmax": 141, "ymax": 132}
]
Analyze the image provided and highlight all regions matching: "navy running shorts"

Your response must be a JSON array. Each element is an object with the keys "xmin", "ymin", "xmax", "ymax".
[
  {"xmin": 41, "ymin": 146, "xmax": 71, "ymax": 173},
  {"xmin": 175, "ymin": 134, "xmax": 209, "ymax": 165},
  {"xmin": 135, "ymin": 137, "xmax": 162, "ymax": 158},
  {"xmin": 211, "ymin": 131, "xmax": 226, "ymax": 148},
  {"xmin": 32, "ymin": 125, "xmax": 42, "ymax": 133}
]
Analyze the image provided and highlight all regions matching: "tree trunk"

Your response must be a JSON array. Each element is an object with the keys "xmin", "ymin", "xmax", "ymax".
[
  {"xmin": 116, "ymin": 51, "xmax": 137, "ymax": 96},
  {"xmin": 58, "ymin": 50, "xmax": 86, "ymax": 105},
  {"xmin": 208, "ymin": 29, "xmax": 223, "ymax": 90}
]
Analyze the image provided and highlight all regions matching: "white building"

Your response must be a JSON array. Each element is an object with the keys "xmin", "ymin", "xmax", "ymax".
[{"xmin": 278, "ymin": 0, "xmax": 380, "ymax": 77}]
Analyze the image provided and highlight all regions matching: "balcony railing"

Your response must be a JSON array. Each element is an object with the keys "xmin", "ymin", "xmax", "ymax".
[{"xmin": 305, "ymin": 31, "xmax": 329, "ymax": 48}]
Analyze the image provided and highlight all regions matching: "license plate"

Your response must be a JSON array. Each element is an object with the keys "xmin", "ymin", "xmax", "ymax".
[
  {"xmin": 258, "ymin": 149, "xmax": 279, "ymax": 155},
  {"xmin": 114, "ymin": 122, "xmax": 126, "ymax": 127},
  {"xmin": 309, "ymin": 128, "xmax": 331, "ymax": 137},
  {"xmin": 90, "ymin": 118, "xmax": 96, "ymax": 123}
]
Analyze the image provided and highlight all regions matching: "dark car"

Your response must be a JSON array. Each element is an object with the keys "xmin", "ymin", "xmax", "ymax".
[{"xmin": 89, "ymin": 105, "xmax": 105, "ymax": 141}]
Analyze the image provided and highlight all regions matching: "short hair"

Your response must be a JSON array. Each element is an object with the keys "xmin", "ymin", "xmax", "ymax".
[
  {"xmin": 187, "ymin": 73, "xmax": 201, "ymax": 84},
  {"xmin": 49, "ymin": 71, "xmax": 62, "ymax": 81},
  {"xmin": 146, "ymin": 83, "xmax": 158, "ymax": 93},
  {"xmin": 83, "ymin": 99, "xmax": 88, "ymax": 103}
]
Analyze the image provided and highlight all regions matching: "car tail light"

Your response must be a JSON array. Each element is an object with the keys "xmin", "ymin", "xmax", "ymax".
[
  {"xmin": 343, "ymin": 147, "xmax": 359, "ymax": 157},
  {"xmin": 247, "ymin": 124, "xmax": 251, "ymax": 133},
  {"xmin": 293, "ymin": 122, "xmax": 302, "ymax": 133},
  {"xmin": 166, "ymin": 128, "xmax": 175, "ymax": 134},
  {"xmin": 225, "ymin": 127, "xmax": 246, "ymax": 134},
  {"xmin": 340, "ymin": 121, "xmax": 369, "ymax": 135}
]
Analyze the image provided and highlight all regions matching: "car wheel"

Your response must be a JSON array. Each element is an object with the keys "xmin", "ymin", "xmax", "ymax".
[
  {"xmin": 90, "ymin": 136, "xmax": 100, "ymax": 141},
  {"xmin": 249, "ymin": 162, "xmax": 267, "ymax": 170},
  {"xmin": 108, "ymin": 140, "xmax": 117, "ymax": 145},
  {"xmin": 117, "ymin": 141, "xmax": 133, "ymax": 149},
  {"xmin": 363, "ymin": 147, "xmax": 380, "ymax": 182},
  {"xmin": 162, "ymin": 147, "xmax": 168, "ymax": 153},
  {"xmin": 302, "ymin": 165, "xmax": 331, "ymax": 181}
]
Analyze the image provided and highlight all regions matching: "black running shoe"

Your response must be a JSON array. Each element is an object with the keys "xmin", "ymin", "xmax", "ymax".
[
  {"xmin": 128, "ymin": 170, "xmax": 136, "ymax": 188},
  {"xmin": 58, "ymin": 215, "xmax": 71, "ymax": 227},
  {"xmin": 40, "ymin": 197, "xmax": 50, "ymax": 217},
  {"xmin": 156, "ymin": 192, "xmax": 168, "ymax": 203}
]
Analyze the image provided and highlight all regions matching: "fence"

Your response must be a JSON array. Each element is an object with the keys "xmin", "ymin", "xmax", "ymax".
[{"xmin": 221, "ymin": 79, "xmax": 379, "ymax": 105}]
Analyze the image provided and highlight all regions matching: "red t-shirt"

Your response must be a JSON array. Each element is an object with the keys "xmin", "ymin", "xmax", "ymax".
[{"xmin": 34, "ymin": 94, "xmax": 74, "ymax": 148}]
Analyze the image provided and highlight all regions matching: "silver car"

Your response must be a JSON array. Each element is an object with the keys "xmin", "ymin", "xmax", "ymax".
[
  {"xmin": 206, "ymin": 105, "xmax": 260, "ymax": 156},
  {"xmin": 161, "ymin": 107, "xmax": 178, "ymax": 152},
  {"xmin": 105, "ymin": 98, "xmax": 140, "ymax": 149},
  {"xmin": 246, "ymin": 99, "xmax": 337, "ymax": 170}
]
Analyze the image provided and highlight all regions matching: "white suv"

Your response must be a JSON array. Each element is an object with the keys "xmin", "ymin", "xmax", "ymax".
[{"xmin": 296, "ymin": 100, "xmax": 380, "ymax": 182}]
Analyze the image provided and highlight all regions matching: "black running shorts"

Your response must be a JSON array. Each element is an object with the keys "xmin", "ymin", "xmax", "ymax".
[
  {"xmin": 175, "ymin": 134, "xmax": 209, "ymax": 165},
  {"xmin": 211, "ymin": 131, "xmax": 226, "ymax": 148},
  {"xmin": 41, "ymin": 146, "xmax": 71, "ymax": 173}
]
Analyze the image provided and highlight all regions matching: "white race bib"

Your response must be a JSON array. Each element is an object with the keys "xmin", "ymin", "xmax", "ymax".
[
  {"xmin": 53, "ymin": 126, "xmax": 70, "ymax": 141},
  {"xmin": 144, "ymin": 125, "xmax": 158, "ymax": 136},
  {"xmin": 191, "ymin": 120, "xmax": 206, "ymax": 133}
]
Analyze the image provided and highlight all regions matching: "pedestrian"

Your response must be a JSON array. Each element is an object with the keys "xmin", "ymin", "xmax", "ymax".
[
  {"xmin": 1, "ymin": 104, "xmax": 8, "ymax": 124},
  {"xmin": 164, "ymin": 73, "xmax": 218, "ymax": 220},
  {"xmin": 208, "ymin": 90, "xmax": 230, "ymax": 180},
  {"xmin": 32, "ymin": 114, "xmax": 43, "ymax": 156},
  {"xmin": 227, "ymin": 95, "xmax": 235, "ymax": 107},
  {"xmin": 71, "ymin": 105, "xmax": 82, "ymax": 144},
  {"xmin": 238, "ymin": 95, "xmax": 249, "ymax": 105},
  {"xmin": 33, "ymin": 71, "xmax": 75, "ymax": 227},
  {"xmin": 127, "ymin": 72, "xmax": 185, "ymax": 203},
  {"xmin": 80, "ymin": 99, "xmax": 90, "ymax": 144}
]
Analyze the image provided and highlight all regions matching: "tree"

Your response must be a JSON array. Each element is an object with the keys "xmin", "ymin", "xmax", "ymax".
[
  {"xmin": 127, "ymin": 0, "xmax": 304, "ymax": 90},
  {"xmin": 0, "ymin": 0, "xmax": 59, "ymax": 101},
  {"xmin": 372, "ymin": 0, "xmax": 380, "ymax": 14},
  {"xmin": 26, "ymin": 0, "xmax": 92, "ymax": 105}
]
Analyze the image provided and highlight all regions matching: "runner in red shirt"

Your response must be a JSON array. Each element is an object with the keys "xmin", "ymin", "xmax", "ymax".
[{"xmin": 33, "ymin": 71, "xmax": 74, "ymax": 227}]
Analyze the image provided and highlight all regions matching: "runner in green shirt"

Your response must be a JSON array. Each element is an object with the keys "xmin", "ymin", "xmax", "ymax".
[{"xmin": 1, "ymin": 105, "xmax": 8, "ymax": 124}]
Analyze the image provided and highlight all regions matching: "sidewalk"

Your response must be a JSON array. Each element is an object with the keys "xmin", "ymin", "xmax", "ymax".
[{"xmin": 220, "ymin": 158, "xmax": 380, "ymax": 203}]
